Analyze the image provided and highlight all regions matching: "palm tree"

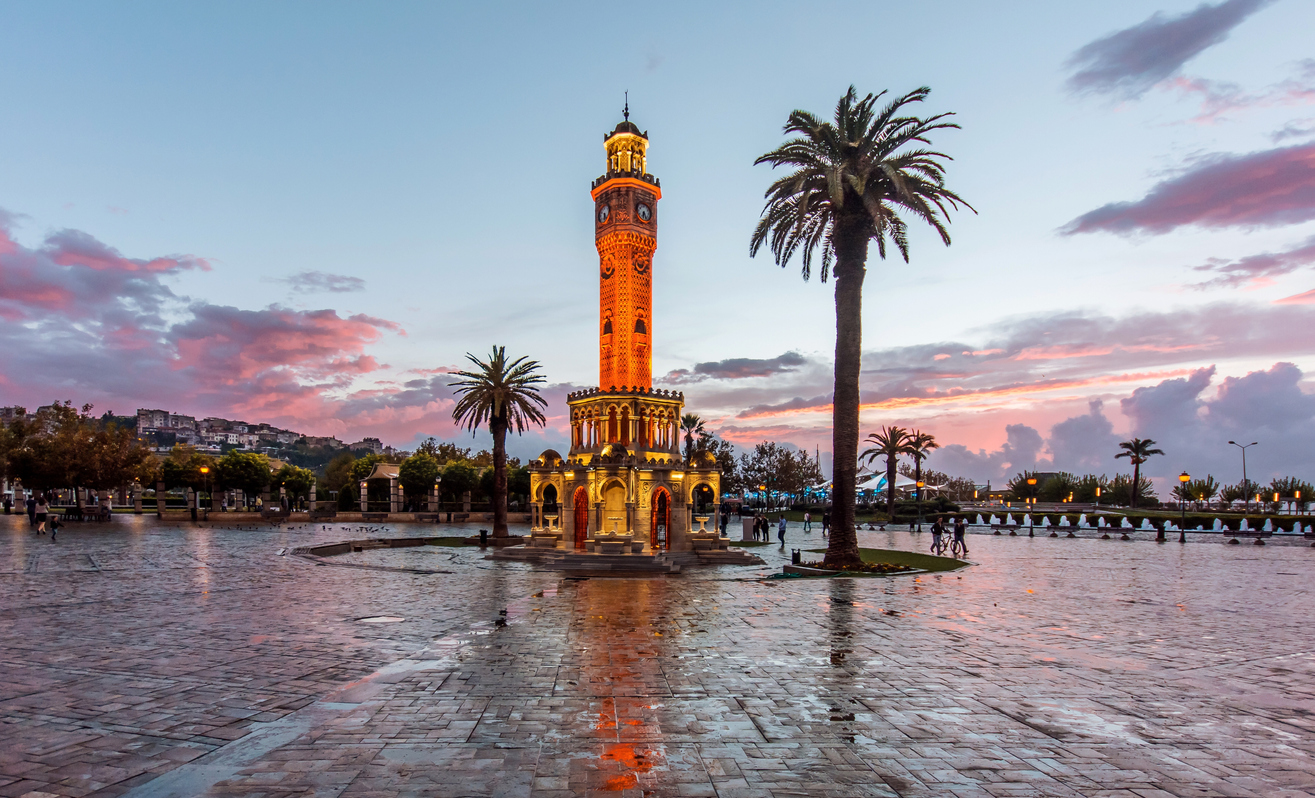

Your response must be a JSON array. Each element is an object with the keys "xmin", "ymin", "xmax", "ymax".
[
  {"xmin": 860, "ymin": 426, "xmax": 911, "ymax": 518},
  {"xmin": 1114, "ymin": 438, "xmax": 1164, "ymax": 509},
  {"xmin": 751, "ymin": 87, "xmax": 971, "ymax": 568},
  {"xmin": 680, "ymin": 413, "xmax": 705, "ymax": 463},
  {"xmin": 449, "ymin": 346, "xmax": 547, "ymax": 539},
  {"xmin": 907, "ymin": 430, "xmax": 939, "ymax": 524}
]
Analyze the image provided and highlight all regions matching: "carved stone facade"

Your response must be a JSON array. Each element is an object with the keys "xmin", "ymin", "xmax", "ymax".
[{"xmin": 528, "ymin": 115, "xmax": 720, "ymax": 554}]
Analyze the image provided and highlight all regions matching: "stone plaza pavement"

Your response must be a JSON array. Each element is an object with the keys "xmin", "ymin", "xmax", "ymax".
[{"xmin": 2, "ymin": 516, "xmax": 1315, "ymax": 797}]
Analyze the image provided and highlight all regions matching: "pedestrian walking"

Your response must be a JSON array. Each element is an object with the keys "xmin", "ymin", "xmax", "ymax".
[
  {"xmin": 952, "ymin": 516, "xmax": 968, "ymax": 557},
  {"xmin": 35, "ymin": 495, "xmax": 49, "ymax": 535},
  {"xmin": 822, "ymin": 510, "xmax": 830, "ymax": 537},
  {"xmin": 26, "ymin": 495, "xmax": 37, "ymax": 527},
  {"xmin": 803, "ymin": 511, "xmax": 812, "ymax": 532},
  {"xmin": 49, "ymin": 515, "xmax": 59, "ymax": 543},
  {"xmin": 930, "ymin": 516, "xmax": 945, "ymax": 555},
  {"xmin": 777, "ymin": 515, "xmax": 787, "ymax": 545},
  {"xmin": 757, "ymin": 514, "xmax": 767, "ymax": 542},
  {"xmin": 2, "ymin": 496, "xmax": 10, "ymax": 514}
]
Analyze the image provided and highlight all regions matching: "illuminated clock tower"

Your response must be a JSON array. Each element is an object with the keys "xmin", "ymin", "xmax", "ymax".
[{"xmin": 592, "ymin": 106, "xmax": 660, "ymax": 390}]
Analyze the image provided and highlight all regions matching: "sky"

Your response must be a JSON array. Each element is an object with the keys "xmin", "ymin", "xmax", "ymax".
[{"xmin": 3, "ymin": 0, "xmax": 1315, "ymax": 491}]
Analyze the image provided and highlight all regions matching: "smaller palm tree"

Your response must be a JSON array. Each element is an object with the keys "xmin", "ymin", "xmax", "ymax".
[
  {"xmin": 1114, "ymin": 438, "xmax": 1164, "ymax": 509},
  {"xmin": 680, "ymin": 414, "xmax": 705, "ymax": 463},
  {"xmin": 907, "ymin": 430, "xmax": 940, "ymax": 509},
  {"xmin": 860, "ymin": 426, "xmax": 911, "ymax": 518},
  {"xmin": 450, "ymin": 346, "xmax": 547, "ymax": 538}
]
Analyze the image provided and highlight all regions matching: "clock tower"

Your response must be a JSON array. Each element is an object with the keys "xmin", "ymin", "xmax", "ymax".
[{"xmin": 591, "ymin": 109, "xmax": 660, "ymax": 390}]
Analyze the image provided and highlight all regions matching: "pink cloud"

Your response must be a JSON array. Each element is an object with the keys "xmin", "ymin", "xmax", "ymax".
[
  {"xmin": 1062, "ymin": 142, "xmax": 1315, "ymax": 235},
  {"xmin": 1276, "ymin": 288, "xmax": 1315, "ymax": 304},
  {"xmin": 45, "ymin": 228, "xmax": 210, "ymax": 273},
  {"xmin": 1191, "ymin": 235, "xmax": 1315, "ymax": 288}
]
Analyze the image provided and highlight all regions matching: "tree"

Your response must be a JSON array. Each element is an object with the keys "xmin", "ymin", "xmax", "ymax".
[
  {"xmin": 1114, "ymin": 438, "xmax": 1164, "ymax": 509},
  {"xmin": 1073, "ymin": 474, "xmax": 1109, "ymax": 503},
  {"xmin": 1038, "ymin": 472, "xmax": 1079, "ymax": 503},
  {"xmin": 324, "ymin": 451, "xmax": 356, "ymax": 493},
  {"xmin": 441, "ymin": 460, "xmax": 478, "ymax": 503},
  {"xmin": 861, "ymin": 426, "xmax": 911, "ymax": 518},
  {"xmin": 906, "ymin": 430, "xmax": 939, "ymax": 512},
  {"xmin": 1006, "ymin": 471, "xmax": 1042, "ymax": 501},
  {"xmin": 416, "ymin": 438, "xmax": 473, "ymax": 466},
  {"xmin": 1221, "ymin": 480, "xmax": 1259, "ymax": 505},
  {"xmin": 273, "ymin": 464, "xmax": 315, "ymax": 499},
  {"xmin": 1270, "ymin": 477, "xmax": 1314, "ymax": 502},
  {"xmin": 1175, "ymin": 475, "xmax": 1219, "ymax": 505},
  {"xmin": 680, "ymin": 414, "xmax": 705, "ymax": 463},
  {"xmin": 751, "ymin": 86, "xmax": 971, "ymax": 568},
  {"xmin": 160, "ymin": 444, "xmax": 215, "ymax": 492},
  {"xmin": 449, "ymin": 346, "xmax": 547, "ymax": 538},
  {"xmin": 214, "ymin": 450, "xmax": 271, "ymax": 501},
  {"xmin": 1109, "ymin": 473, "xmax": 1157, "ymax": 507},
  {"xmin": 399, "ymin": 453, "xmax": 441, "ymax": 499}
]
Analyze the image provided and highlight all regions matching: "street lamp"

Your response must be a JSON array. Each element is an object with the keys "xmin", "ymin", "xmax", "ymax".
[
  {"xmin": 1177, "ymin": 471, "xmax": 1189, "ymax": 543},
  {"xmin": 198, "ymin": 466, "xmax": 210, "ymax": 521},
  {"xmin": 1228, "ymin": 441, "xmax": 1258, "ymax": 511},
  {"xmin": 1027, "ymin": 477, "xmax": 1037, "ymax": 536},
  {"xmin": 916, "ymin": 480, "xmax": 925, "ymax": 532},
  {"xmin": 1095, "ymin": 485, "xmax": 1101, "ymax": 510}
]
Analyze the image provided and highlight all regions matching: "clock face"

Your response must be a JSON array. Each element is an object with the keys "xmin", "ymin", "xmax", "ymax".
[
  {"xmin": 636, "ymin": 203, "xmax": 652, "ymax": 222},
  {"xmin": 597, "ymin": 204, "xmax": 610, "ymax": 223}
]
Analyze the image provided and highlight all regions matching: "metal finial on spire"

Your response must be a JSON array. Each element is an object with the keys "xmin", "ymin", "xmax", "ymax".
[{"xmin": 623, "ymin": 91, "xmax": 629, "ymax": 121}]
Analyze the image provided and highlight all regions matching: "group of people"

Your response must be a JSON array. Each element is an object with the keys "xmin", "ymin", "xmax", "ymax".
[
  {"xmin": 748, "ymin": 513, "xmax": 789, "ymax": 544},
  {"xmin": 9, "ymin": 493, "xmax": 59, "ymax": 541},
  {"xmin": 929, "ymin": 516, "xmax": 968, "ymax": 557}
]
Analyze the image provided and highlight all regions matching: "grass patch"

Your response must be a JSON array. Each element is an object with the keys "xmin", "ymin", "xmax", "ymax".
[
  {"xmin": 425, "ymin": 537, "xmax": 474, "ymax": 547},
  {"xmin": 808, "ymin": 547, "xmax": 968, "ymax": 572},
  {"xmin": 730, "ymin": 540, "xmax": 771, "ymax": 547}
]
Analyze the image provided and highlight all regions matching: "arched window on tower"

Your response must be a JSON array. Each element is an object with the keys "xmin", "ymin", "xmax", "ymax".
[
  {"xmin": 634, "ymin": 318, "xmax": 647, "ymax": 334},
  {"xmin": 602, "ymin": 318, "xmax": 613, "ymax": 335},
  {"xmin": 607, "ymin": 407, "xmax": 618, "ymax": 443}
]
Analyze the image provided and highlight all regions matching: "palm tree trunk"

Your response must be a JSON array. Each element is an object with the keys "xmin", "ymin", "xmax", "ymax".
[
  {"xmin": 492, "ymin": 415, "xmax": 509, "ymax": 537},
  {"xmin": 885, "ymin": 456, "xmax": 897, "ymax": 518},
  {"xmin": 1131, "ymin": 461, "xmax": 1140, "ymax": 509},
  {"xmin": 825, "ymin": 234, "xmax": 867, "ymax": 569}
]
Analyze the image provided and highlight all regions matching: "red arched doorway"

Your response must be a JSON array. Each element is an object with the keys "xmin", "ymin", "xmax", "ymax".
[
  {"xmin": 651, "ymin": 486, "xmax": 671, "ymax": 551},
  {"xmin": 573, "ymin": 486, "xmax": 589, "ymax": 550}
]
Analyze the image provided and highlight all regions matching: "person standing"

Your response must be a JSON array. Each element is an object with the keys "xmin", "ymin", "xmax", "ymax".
[
  {"xmin": 34, "ymin": 495, "xmax": 49, "ymax": 535},
  {"xmin": 930, "ymin": 516, "xmax": 945, "ymax": 555},
  {"xmin": 777, "ymin": 514, "xmax": 787, "ymax": 545},
  {"xmin": 952, "ymin": 516, "xmax": 968, "ymax": 556},
  {"xmin": 26, "ymin": 495, "xmax": 37, "ymax": 528},
  {"xmin": 803, "ymin": 511, "xmax": 812, "ymax": 533},
  {"xmin": 822, "ymin": 510, "xmax": 830, "ymax": 537},
  {"xmin": 2, "ymin": 495, "xmax": 10, "ymax": 514},
  {"xmin": 719, "ymin": 511, "xmax": 728, "ymax": 536}
]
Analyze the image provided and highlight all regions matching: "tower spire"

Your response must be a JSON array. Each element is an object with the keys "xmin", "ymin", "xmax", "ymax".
[{"xmin": 623, "ymin": 91, "xmax": 629, "ymax": 121}]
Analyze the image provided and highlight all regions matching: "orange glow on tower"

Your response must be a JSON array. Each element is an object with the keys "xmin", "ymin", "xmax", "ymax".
[{"xmin": 591, "ymin": 112, "xmax": 660, "ymax": 391}]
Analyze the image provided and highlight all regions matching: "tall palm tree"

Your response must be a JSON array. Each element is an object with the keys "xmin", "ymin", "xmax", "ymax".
[
  {"xmin": 907, "ymin": 430, "xmax": 940, "ymax": 516},
  {"xmin": 449, "ymin": 346, "xmax": 547, "ymax": 539},
  {"xmin": 860, "ymin": 426, "xmax": 911, "ymax": 518},
  {"xmin": 680, "ymin": 413, "xmax": 705, "ymax": 463},
  {"xmin": 751, "ymin": 87, "xmax": 971, "ymax": 568},
  {"xmin": 1114, "ymin": 438, "xmax": 1164, "ymax": 509}
]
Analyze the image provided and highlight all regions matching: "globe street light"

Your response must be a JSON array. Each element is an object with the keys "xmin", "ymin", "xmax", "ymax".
[
  {"xmin": 1177, "ymin": 472, "xmax": 1190, "ymax": 543},
  {"xmin": 197, "ymin": 465, "xmax": 210, "ymax": 522},
  {"xmin": 1228, "ymin": 441, "xmax": 1258, "ymax": 512}
]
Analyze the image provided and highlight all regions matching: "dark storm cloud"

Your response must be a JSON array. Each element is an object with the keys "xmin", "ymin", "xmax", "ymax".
[
  {"xmin": 1065, "ymin": 0, "xmax": 1274, "ymax": 99},
  {"xmin": 1062, "ymin": 142, "xmax": 1315, "ymax": 235}
]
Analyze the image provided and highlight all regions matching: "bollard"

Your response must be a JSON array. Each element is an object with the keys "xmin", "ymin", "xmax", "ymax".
[
  {"xmin": 480, "ymin": 529, "xmax": 488, "ymax": 547},
  {"xmin": 791, "ymin": 548, "xmax": 801, "ymax": 565}
]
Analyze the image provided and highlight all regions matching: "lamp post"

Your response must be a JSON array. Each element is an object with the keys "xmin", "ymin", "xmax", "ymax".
[
  {"xmin": 1176, "ymin": 471, "xmax": 1189, "ymax": 543},
  {"xmin": 1273, "ymin": 491, "xmax": 1280, "ymax": 515},
  {"xmin": 1228, "ymin": 441, "xmax": 1258, "ymax": 512},
  {"xmin": 1297, "ymin": 489, "xmax": 1303, "ymax": 516},
  {"xmin": 1027, "ymin": 477, "xmax": 1037, "ymax": 536},
  {"xmin": 198, "ymin": 466, "xmax": 210, "ymax": 522},
  {"xmin": 916, "ymin": 480, "xmax": 925, "ymax": 532},
  {"xmin": 1095, "ymin": 485, "xmax": 1101, "ymax": 511}
]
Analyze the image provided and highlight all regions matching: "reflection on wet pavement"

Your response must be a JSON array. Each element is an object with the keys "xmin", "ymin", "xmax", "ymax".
[{"xmin": 3, "ymin": 515, "xmax": 1315, "ymax": 796}]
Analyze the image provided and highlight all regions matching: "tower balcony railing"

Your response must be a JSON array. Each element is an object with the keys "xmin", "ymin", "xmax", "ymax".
[
  {"xmin": 567, "ymin": 386, "xmax": 683, "ymax": 402},
  {"xmin": 591, "ymin": 170, "xmax": 661, "ymax": 191}
]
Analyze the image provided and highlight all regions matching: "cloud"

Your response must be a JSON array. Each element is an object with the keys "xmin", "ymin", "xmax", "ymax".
[
  {"xmin": 1191, "ymin": 235, "xmax": 1315, "ymax": 288},
  {"xmin": 660, "ymin": 351, "xmax": 808, "ymax": 384},
  {"xmin": 1272, "ymin": 118, "xmax": 1315, "ymax": 143},
  {"xmin": 274, "ymin": 270, "xmax": 367, "ymax": 293},
  {"xmin": 1065, "ymin": 0, "xmax": 1273, "ymax": 99},
  {"xmin": 0, "ymin": 207, "xmax": 404, "ymax": 436},
  {"xmin": 1164, "ymin": 60, "xmax": 1315, "ymax": 124},
  {"xmin": 1276, "ymin": 287, "xmax": 1315, "ymax": 304},
  {"xmin": 1062, "ymin": 142, "xmax": 1315, "ymax": 235}
]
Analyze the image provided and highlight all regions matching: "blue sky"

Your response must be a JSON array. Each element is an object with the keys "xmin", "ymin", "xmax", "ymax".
[{"xmin": 3, "ymin": 0, "xmax": 1315, "ymax": 488}]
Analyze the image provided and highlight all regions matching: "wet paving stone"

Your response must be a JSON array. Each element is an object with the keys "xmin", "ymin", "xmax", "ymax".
[{"xmin": 2, "ymin": 515, "xmax": 1315, "ymax": 796}]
